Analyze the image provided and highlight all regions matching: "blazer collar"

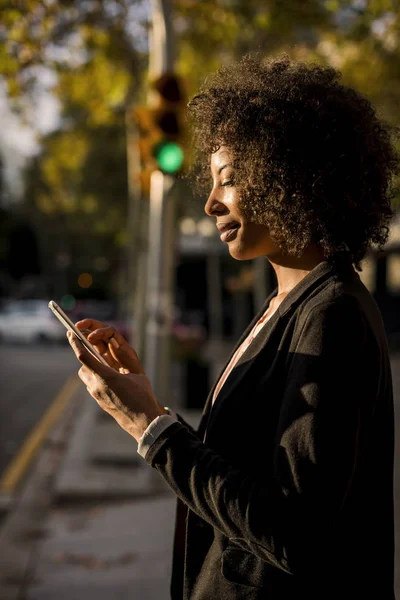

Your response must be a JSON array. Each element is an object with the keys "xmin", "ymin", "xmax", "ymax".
[
  {"xmin": 276, "ymin": 257, "xmax": 354, "ymax": 317},
  {"xmin": 197, "ymin": 257, "xmax": 355, "ymax": 440}
]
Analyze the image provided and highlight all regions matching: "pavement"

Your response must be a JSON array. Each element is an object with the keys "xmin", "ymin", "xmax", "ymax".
[
  {"xmin": 0, "ymin": 369, "xmax": 202, "ymax": 600},
  {"xmin": 0, "ymin": 350, "xmax": 399, "ymax": 600}
]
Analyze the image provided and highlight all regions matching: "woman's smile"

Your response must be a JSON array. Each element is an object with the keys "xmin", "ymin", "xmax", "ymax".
[
  {"xmin": 217, "ymin": 220, "xmax": 241, "ymax": 242},
  {"xmin": 220, "ymin": 226, "xmax": 240, "ymax": 243}
]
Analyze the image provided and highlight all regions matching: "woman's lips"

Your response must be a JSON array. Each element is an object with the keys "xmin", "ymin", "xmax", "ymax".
[{"xmin": 220, "ymin": 224, "xmax": 240, "ymax": 242}]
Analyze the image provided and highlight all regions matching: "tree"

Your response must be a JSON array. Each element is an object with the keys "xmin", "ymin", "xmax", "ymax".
[
  {"xmin": 0, "ymin": 0, "xmax": 146, "ymax": 298},
  {"xmin": 2, "ymin": 1, "xmax": 400, "ymax": 202},
  {"xmin": 0, "ymin": 0, "xmax": 399, "ymax": 299},
  {"xmin": 173, "ymin": 0, "xmax": 400, "ymax": 208}
]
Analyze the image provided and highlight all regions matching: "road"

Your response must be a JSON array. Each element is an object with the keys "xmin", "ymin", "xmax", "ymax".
[{"xmin": 0, "ymin": 343, "xmax": 78, "ymax": 480}]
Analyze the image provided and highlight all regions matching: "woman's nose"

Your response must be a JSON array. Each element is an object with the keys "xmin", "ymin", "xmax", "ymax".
[{"xmin": 204, "ymin": 191, "xmax": 226, "ymax": 217}]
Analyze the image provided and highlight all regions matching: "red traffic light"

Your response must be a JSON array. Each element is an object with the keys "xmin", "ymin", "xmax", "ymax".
[
  {"xmin": 156, "ymin": 110, "xmax": 179, "ymax": 136},
  {"xmin": 152, "ymin": 74, "xmax": 184, "ymax": 103}
]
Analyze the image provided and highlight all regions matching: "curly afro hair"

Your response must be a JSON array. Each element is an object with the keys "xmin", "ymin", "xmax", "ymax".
[{"xmin": 187, "ymin": 54, "xmax": 399, "ymax": 269}]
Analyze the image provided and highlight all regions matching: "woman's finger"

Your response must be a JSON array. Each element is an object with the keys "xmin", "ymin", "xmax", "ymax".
[
  {"xmin": 87, "ymin": 326, "xmax": 126, "ymax": 347},
  {"xmin": 107, "ymin": 338, "xmax": 144, "ymax": 375},
  {"xmin": 74, "ymin": 321, "xmax": 143, "ymax": 374},
  {"xmin": 101, "ymin": 349, "xmax": 123, "ymax": 371},
  {"xmin": 75, "ymin": 321, "xmax": 111, "ymax": 355},
  {"xmin": 67, "ymin": 331, "xmax": 112, "ymax": 377},
  {"xmin": 82, "ymin": 326, "xmax": 126, "ymax": 358},
  {"xmin": 75, "ymin": 319, "xmax": 108, "ymax": 332}
]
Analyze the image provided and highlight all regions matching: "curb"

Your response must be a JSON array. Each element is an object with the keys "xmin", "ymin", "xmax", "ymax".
[{"xmin": 0, "ymin": 376, "xmax": 80, "ymax": 502}]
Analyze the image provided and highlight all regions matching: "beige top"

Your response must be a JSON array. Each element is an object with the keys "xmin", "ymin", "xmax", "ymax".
[{"xmin": 211, "ymin": 304, "xmax": 278, "ymax": 405}]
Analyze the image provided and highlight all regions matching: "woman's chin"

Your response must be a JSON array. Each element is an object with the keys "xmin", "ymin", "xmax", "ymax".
[
  {"xmin": 228, "ymin": 242, "xmax": 254, "ymax": 261},
  {"xmin": 228, "ymin": 239, "xmax": 270, "ymax": 261}
]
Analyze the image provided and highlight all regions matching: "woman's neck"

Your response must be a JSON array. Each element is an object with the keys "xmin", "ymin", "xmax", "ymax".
[{"xmin": 268, "ymin": 244, "xmax": 326, "ymax": 297}]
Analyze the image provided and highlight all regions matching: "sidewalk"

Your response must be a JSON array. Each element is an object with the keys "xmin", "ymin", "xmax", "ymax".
[
  {"xmin": 0, "ymin": 373, "xmax": 202, "ymax": 600},
  {"xmin": 1, "ymin": 353, "xmax": 399, "ymax": 600},
  {"xmin": 25, "ymin": 494, "xmax": 177, "ymax": 600},
  {"xmin": 26, "ymin": 402, "xmax": 202, "ymax": 600},
  {"xmin": 24, "ymin": 401, "xmax": 180, "ymax": 600}
]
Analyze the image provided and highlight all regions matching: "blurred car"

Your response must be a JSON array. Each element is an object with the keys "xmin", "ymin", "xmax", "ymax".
[{"xmin": 0, "ymin": 299, "xmax": 66, "ymax": 344}]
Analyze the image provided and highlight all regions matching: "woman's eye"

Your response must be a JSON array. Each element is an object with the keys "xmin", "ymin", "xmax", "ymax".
[{"xmin": 220, "ymin": 180, "xmax": 233, "ymax": 187}]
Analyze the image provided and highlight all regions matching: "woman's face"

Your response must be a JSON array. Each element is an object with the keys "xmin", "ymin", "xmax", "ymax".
[{"xmin": 204, "ymin": 146, "xmax": 279, "ymax": 261}]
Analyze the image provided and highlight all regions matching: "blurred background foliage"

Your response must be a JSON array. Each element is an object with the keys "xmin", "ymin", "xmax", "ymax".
[{"xmin": 0, "ymin": 0, "xmax": 399, "ymax": 302}]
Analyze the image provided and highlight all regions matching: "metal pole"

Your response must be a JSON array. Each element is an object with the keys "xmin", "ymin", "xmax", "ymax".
[
  {"xmin": 132, "ymin": 201, "xmax": 149, "ymax": 358},
  {"xmin": 140, "ymin": 0, "xmax": 177, "ymax": 403},
  {"xmin": 125, "ymin": 103, "xmax": 146, "ymax": 354},
  {"xmin": 148, "ymin": 0, "xmax": 174, "ymax": 76},
  {"xmin": 144, "ymin": 170, "xmax": 175, "ymax": 403},
  {"xmin": 132, "ymin": 0, "xmax": 175, "ymax": 366}
]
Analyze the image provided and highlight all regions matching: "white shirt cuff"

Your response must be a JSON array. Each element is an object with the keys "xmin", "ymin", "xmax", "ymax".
[{"xmin": 137, "ymin": 413, "xmax": 178, "ymax": 458}]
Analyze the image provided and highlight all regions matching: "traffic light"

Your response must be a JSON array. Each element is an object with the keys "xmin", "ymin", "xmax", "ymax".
[{"xmin": 135, "ymin": 73, "xmax": 186, "ymax": 188}]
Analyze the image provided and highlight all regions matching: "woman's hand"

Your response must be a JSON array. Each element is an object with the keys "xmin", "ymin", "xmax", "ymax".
[
  {"xmin": 67, "ymin": 326, "xmax": 165, "ymax": 442},
  {"xmin": 75, "ymin": 319, "xmax": 141, "ymax": 374}
]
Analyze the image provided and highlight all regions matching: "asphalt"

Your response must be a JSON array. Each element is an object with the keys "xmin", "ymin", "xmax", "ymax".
[{"xmin": 0, "ymin": 351, "xmax": 399, "ymax": 600}]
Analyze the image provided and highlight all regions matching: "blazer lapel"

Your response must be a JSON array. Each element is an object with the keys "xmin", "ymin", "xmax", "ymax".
[
  {"xmin": 203, "ymin": 307, "xmax": 282, "ymax": 439},
  {"xmin": 197, "ymin": 289, "xmax": 277, "ymax": 441}
]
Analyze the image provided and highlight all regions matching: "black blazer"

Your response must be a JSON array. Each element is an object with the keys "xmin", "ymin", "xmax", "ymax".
[{"xmin": 145, "ymin": 259, "xmax": 395, "ymax": 599}]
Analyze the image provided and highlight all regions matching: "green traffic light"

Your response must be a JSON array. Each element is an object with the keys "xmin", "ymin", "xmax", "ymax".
[{"xmin": 154, "ymin": 141, "xmax": 184, "ymax": 174}]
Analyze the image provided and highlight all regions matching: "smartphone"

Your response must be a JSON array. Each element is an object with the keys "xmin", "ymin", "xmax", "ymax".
[{"xmin": 48, "ymin": 300, "xmax": 109, "ymax": 366}]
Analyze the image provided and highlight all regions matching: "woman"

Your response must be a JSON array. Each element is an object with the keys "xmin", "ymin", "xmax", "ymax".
[{"xmin": 67, "ymin": 55, "xmax": 397, "ymax": 599}]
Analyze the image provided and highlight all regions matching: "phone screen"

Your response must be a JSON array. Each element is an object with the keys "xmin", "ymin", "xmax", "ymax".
[{"xmin": 48, "ymin": 300, "xmax": 109, "ymax": 366}]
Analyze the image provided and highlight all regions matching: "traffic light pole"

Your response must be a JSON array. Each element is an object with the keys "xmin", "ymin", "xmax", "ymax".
[
  {"xmin": 148, "ymin": 0, "xmax": 174, "ymax": 77},
  {"xmin": 125, "ymin": 101, "xmax": 146, "ymax": 357},
  {"xmin": 144, "ymin": 170, "xmax": 175, "ymax": 403},
  {"xmin": 142, "ymin": 0, "xmax": 176, "ymax": 405}
]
